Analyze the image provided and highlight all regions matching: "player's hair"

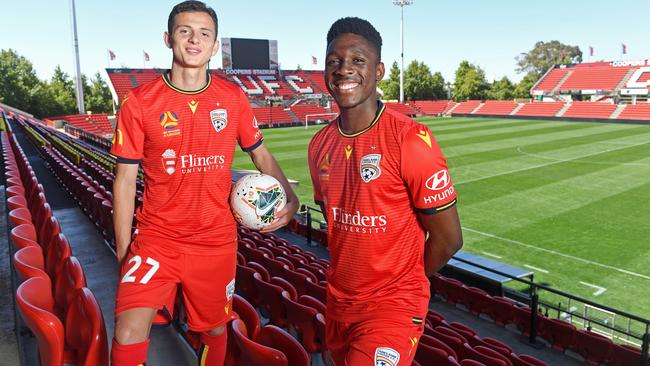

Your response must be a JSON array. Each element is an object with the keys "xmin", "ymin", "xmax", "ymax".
[
  {"xmin": 326, "ymin": 17, "xmax": 382, "ymax": 58},
  {"xmin": 168, "ymin": 1, "xmax": 219, "ymax": 38}
]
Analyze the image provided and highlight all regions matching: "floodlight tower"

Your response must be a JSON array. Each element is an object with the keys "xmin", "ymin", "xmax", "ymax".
[
  {"xmin": 393, "ymin": 0, "xmax": 413, "ymax": 103},
  {"xmin": 70, "ymin": 0, "xmax": 85, "ymax": 114}
]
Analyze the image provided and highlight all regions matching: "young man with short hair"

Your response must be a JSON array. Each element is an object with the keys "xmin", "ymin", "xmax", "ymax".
[
  {"xmin": 308, "ymin": 17, "xmax": 463, "ymax": 365},
  {"xmin": 110, "ymin": 2, "xmax": 298, "ymax": 365}
]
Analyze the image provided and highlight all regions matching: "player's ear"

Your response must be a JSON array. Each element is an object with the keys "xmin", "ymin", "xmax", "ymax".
[
  {"xmin": 164, "ymin": 31, "xmax": 172, "ymax": 49},
  {"xmin": 376, "ymin": 61, "xmax": 385, "ymax": 82},
  {"xmin": 211, "ymin": 39, "xmax": 220, "ymax": 57}
]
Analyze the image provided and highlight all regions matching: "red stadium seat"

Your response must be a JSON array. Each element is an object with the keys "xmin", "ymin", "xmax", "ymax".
[
  {"xmin": 247, "ymin": 261, "xmax": 270, "ymax": 282},
  {"xmin": 7, "ymin": 194, "xmax": 29, "ymax": 211},
  {"xmin": 45, "ymin": 233, "xmax": 72, "ymax": 280},
  {"xmin": 305, "ymin": 280, "xmax": 326, "ymax": 304},
  {"xmin": 233, "ymin": 294, "xmax": 261, "ymax": 340},
  {"xmin": 54, "ymin": 256, "xmax": 87, "ymax": 317},
  {"xmin": 298, "ymin": 295, "xmax": 326, "ymax": 316},
  {"xmin": 270, "ymin": 276, "xmax": 298, "ymax": 301},
  {"xmin": 231, "ymin": 319, "xmax": 308, "ymax": 366},
  {"xmin": 13, "ymin": 246, "xmax": 49, "ymax": 284},
  {"xmin": 511, "ymin": 354, "xmax": 549, "ymax": 366},
  {"xmin": 608, "ymin": 342, "xmax": 648, "ymax": 366},
  {"xmin": 281, "ymin": 292, "xmax": 320, "ymax": 353},
  {"xmin": 485, "ymin": 296, "xmax": 515, "ymax": 327},
  {"xmin": 9, "ymin": 207, "xmax": 33, "ymax": 229},
  {"xmin": 574, "ymin": 329, "xmax": 613, "ymax": 365},
  {"xmin": 541, "ymin": 318, "xmax": 576, "ymax": 352},
  {"xmin": 10, "ymin": 224, "xmax": 39, "ymax": 251},
  {"xmin": 254, "ymin": 274, "xmax": 288, "ymax": 327},
  {"xmin": 420, "ymin": 334, "xmax": 458, "ymax": 360},
  {"xmin": 255, "ymin": 323, "xmax": 310, "ymax": 366},
  {"xmin": 235, "ymin": 264, "xmax": 260, "ymax": 307},
  {"xmin": 416, "ymin": 343, "xmax": 459, "ymax": 366},
  {"xmin": 282, "ymin": 268, "xmax": 313, "ymax": 296},
  {"xmin": 64, "ymin": 288, "xmax": 109, "ymax": 366},
  {"xmin": 463, "ymin": 343, "xmax": 511, "ymax": 366},
  {"xmin": 16, "ymin": 277, "xmax": 64, "ymax": 366}
]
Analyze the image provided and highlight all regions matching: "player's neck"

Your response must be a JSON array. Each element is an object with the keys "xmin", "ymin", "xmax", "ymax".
[
  {"xmin": 338, "ymin": 99, "xmax": 379, "ymax": 135},
  {"xmin": 168, "ymin": 65, "xmax": 209, "ymax": 91}
]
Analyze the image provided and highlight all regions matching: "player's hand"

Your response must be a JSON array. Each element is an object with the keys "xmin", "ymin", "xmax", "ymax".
[{"xmin": 260, "ymin": 196, "xmax": 299, "ymax": 233}]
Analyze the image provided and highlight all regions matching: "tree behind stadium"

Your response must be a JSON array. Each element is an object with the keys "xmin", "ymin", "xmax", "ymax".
[{"xmin": 516, "ymin": 40, "xmax": 582, "ymax": 79}]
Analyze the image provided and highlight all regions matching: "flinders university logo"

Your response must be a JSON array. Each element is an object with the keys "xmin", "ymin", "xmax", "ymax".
[
  {"xmin": 160, "ymin": 111, "xmax": 180, "ymax": 137},
  {"xmin": 161, "ymin": 149, "xmax": 177, "ymax": 175},
  {"xmin": 360, "ymin": 154, "xmax": 382, "ymax": 183},
  {"xmin": 210, "ymin": 108, "xmax": 228, "ymax": 133}
]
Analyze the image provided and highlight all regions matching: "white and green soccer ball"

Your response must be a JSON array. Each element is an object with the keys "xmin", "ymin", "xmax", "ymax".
[{"xmin": 230, "ymin": 173, "xmax": 286, "ymax": 230}]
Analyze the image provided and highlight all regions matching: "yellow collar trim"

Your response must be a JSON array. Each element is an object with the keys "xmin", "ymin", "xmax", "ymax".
[
  {"xmin": 162, "ymin": 72, "xmax": 211, "ymax": 95},
  {"xmin": 337, "ymin": 102, "xmax": 385, "ymax": 138}
]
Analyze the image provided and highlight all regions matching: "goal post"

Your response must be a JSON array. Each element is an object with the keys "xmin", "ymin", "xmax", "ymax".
[{"xmin": 305, "ymin": 113, "xmax": 338, "ymax": 128}]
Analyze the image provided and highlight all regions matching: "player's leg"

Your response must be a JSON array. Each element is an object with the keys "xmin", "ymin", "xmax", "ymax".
[
  {"xmin": 182, "ymin": 250, "xmax": 237, "ymax": 366},
  {"xmin": 111, "ymin": 238, "xmax": 180, "ymax": 366},
  {"xmin": 343, "ymin": 317, "xmax": 424, "ymax": 366},
  {"xmin": 112, "ymin": 307, "xmax": 157, "ymax": 365}
]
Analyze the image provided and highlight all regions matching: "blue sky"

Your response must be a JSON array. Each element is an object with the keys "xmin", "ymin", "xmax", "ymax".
[{"xmin": 2, "ymin": 0, "xmax": 649, "ymax": 84}]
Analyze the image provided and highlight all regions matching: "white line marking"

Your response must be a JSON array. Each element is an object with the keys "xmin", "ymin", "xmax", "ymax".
[
  {"xmin": 463, "ymin": 227, "xmax": 650, "ymax": 281},
  {"xmin": 580, "ymin": 281, "xmax": 607, "ymax": 296},
  {"xmin": 523, "ymin": 264, "xmax": 549, "ymax": 274},
  {"xmin": 455, "ymin": 140, "xmax": 649, "ymax": 185},
  {"xmin": 481, "ymin": 251, "xmax": 502, "ymax": 259},
  {"xmin": 516, "ymin": 144, "xmax": 650, "ymax": 167}
]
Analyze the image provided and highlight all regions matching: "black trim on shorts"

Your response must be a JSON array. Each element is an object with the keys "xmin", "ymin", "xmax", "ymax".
[{"xmin": 241, "ymin": 138, "xmax": 264, "ymax": 153}]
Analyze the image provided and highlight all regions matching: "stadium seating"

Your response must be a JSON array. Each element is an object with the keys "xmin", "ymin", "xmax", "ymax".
[
  {"xmin": 384, "ymin": 102, "xmax": 419, "ymax": 116},
  {"xmin": 559, "ymin": 66, "xmax": 631, "ymax": 92},
  {"xmin": 252, "ymin": 106, "xmax": 296, "ymax": 125},
  {"xmin": 231, "ymin": 319, "xmax": 309, "ymax": 366},
  {"xmin": 617, "ymin": 103, "xmax": 650, "ymax": 120},
  {"xmin": 64, "ymin": 287, "xmax": 109, "ymax": 366},
  {"xmin": 514, "ymin": 102, "xmax": 566, "ymax": 117},
  {"xmin": 16, "ymin": 277, "xmax": 65, "ymax": 366},
  {"xmin": 561, "ymin": 101, "xmax": 617, "ymax": 119},
  {"xmin": 413, "ymin": 100, "xmax": 454, "ymax": 115},
  {"xmin": 451, "ymin": 100, "xmax": 482, "ymax": 115},
  {"xmin": 533, "ymin": 68, "xmax": 571, "ymax": 93},
  {"xmin": 574, "ymin": 329, "xmax": 613, "ymax": 365},
  {"xmin": 474, "ymin": 101, "xmax": 518, "ymax": 116}
]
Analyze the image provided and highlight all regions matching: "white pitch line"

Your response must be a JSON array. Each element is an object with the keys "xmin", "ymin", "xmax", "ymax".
[
  {"xmin": 481, "ymin": 251, "xmax": 502, "ymax": 259},
  {"xmin": 455, "ymin": 140, "xmax": 649, "ymax": 185},
  {"xmin": 463, "ymin": 227, "xmax": 650, "ymax": 281},
  {"xmin": 523, "ymin": 264, "xmax": 549, "ymax": 274},
  {"xmin": 580, "ymin": 281, "xmax": 607, "ymax": 296}
]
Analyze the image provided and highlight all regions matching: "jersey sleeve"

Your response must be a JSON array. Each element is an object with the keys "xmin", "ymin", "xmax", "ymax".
[
  {"xmin": 236, "ymin": 90, "xmax": 263, "ymax": 152},
  {"xmin": 401, "ymin": 123, "xmax": 457, "ymax": 214},
  {"xmin": 307, "ymin": 136, "xmax": 324, "ymax": 206},
  {"xmin": 110, "ymin": 91, "xmax": 144, "ymax": 163}
]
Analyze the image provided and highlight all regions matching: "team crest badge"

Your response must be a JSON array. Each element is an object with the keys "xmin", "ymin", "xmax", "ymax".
[
  {"xmin": 360, "ymin": 154, "xmax": 382, "ymax": 183},
  {"xmin": 161, "ymin": 149, "xmax": 177, "ymax": 175},
  {"xmin": 374, "ymin": 347, "xmax": 400, "ymax": 366},
  {"xmin": 210, "ymin": 109, "xmax": 228, "ymax": 132}
]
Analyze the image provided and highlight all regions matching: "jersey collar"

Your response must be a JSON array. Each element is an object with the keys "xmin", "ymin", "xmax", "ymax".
[
  {"xmin": 337, "ymin": 100, "xmax": 385, "ymax": 138},
  {"xmin": 162, "ymin": 71, "xmax": 211, "ymax": 95}
]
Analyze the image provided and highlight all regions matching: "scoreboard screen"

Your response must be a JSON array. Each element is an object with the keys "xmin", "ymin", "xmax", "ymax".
[{"xmin": 221, "ymin": 37, "xmax": 278, "ymax": 70}]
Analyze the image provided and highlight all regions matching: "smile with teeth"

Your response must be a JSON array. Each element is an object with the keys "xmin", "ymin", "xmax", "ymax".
[{"xmin": 337, "ymin": 82, "xmax": 359, "ymax": 90}]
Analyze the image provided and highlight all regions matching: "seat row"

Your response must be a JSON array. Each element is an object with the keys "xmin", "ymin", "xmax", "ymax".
[
  {"xmin": 432, "ymin": 274, "xmax": 648, "ymax": 366},
  {"xmin": 2, "ymin": 127, "xmax": 109, "ymax": 366}
]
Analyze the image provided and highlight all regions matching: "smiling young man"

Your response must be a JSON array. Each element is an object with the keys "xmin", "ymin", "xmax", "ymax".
[
  {"xmin": 308, "ymin": 17, "xmax": 463, "ymax": 365},
  {"xmin": 109, "ymin": 1, "xmax": 298, "ymax": 365}
]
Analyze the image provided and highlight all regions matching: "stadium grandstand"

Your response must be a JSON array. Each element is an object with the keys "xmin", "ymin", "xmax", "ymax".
[{"xmin": 3, "ymin": 54, "xmax": 650, "ymax": 364}]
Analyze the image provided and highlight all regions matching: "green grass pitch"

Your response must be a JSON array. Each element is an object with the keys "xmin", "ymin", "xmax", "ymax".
[{"xmin": 233, "ymin": 116, "xmax": 650, "ymax": 332}]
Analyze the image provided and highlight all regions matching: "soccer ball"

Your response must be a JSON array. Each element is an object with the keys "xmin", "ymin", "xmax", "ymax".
[{"xmin": 230, "ymin": 173, "xmax": 287, "ymax": 230}]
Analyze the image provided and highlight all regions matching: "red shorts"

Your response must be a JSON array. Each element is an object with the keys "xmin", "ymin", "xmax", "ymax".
[
  {"xmin": 326, "ymin": 315, "xmax": 424, "ymax": 366},
  {"xmin": 115, "ymin": 236, "xmax": 236, "ymax": 332}
]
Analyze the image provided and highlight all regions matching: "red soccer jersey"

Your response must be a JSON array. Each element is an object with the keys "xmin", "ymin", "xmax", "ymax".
[
  {"xmin": 111, "ymin": 73, "xmax": 262, "ymax": 254},
  {"xmin": 308, "ymin": 102, "xmax": 457, "ymax": 322}
]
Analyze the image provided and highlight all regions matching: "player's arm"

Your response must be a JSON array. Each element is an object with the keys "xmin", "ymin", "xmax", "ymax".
[
  {"xmin": 401, "ymin": 124, "xmax": 463, "ymax": 277},
  {"xmin": 247, "ymin": 143, "xmax": 299, "ymax": 232},
  {"xmin": 113, "ymin": 163, "xmax": 139, "ymax": 263},
  {"xmin": 419, "ymin": 207, "xmax": 462, "ymax": 277},
  {"xmin": 110, "ymin": 92, "xmax": 144, "ymax": 264}
]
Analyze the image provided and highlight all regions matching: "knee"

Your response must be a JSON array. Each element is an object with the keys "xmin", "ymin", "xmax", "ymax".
[
  {"xmin": 114, "ymin": 319, "xmax": 150, "ymax": 345},
  {"xmin": 205, "ymin": 325, "xmax": 225, "ymax": 337}
]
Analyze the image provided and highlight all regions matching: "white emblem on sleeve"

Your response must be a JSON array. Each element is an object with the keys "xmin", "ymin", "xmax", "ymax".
[{"xmin": 425, "ymin": 169, "xmax": 451, "ymax": 191}]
